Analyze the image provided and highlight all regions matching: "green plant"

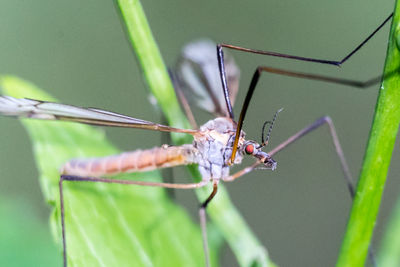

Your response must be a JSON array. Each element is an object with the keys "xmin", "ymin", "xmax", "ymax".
[
  {"xmin": 1, "ymin": 1, "xmax": 398, "ymax": 267},
  {"xmin": 337, "ymin": 3, "xmax": 400, "ymax": 266}
]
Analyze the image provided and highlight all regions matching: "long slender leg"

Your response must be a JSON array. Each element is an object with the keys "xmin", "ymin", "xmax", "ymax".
[
  {"xmin": 59, "ymin": 175, "xmax": 209, "ymax": 267},
  {"xmin": 225, "ymin": 116, "xmax": 376, "ymax": 265},
  {"xmin": 198, "ymin": 181, "xmax": 219, "ymax": 267},
  {"xmin": 174, "ymin": 84, "xmax": 198, "ymax": 129},
  {"xmin": 268, "ymin": 116, "xmax": 376, "ymax": 266},
  {"xmin": 268, "ymin": 116, "xmax": 353, "ymax": 191},
  {"xmin": 225, "ymin": 116, "xmax": 358, "ymax": 196},
  {"xmin": 217, "ymin": 13, "xmax": 393, "ymax": 120},
  {"xmin": 265, "ymin": 116, "xmax": 375, "ymax": 265},
  {"xmin": 222, "ymin": 162, "xmax": 260, "ymax": 182},
  {"xmin": 59, "ymin": 177, "xmax": 68, "ymax": 267},
  {"xmin": 169, "ymin": 68, "xmax": 198, "ymax": 129},
  {"xmin": 229, "ymin": 65, "xmax": 383, "ymax": 165}
]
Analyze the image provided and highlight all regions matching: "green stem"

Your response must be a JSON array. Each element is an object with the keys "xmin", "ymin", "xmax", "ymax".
[
  {"xmin": 337, "ymin": 4, "xmax": 400, "ymax": 266},
  {"xmin": 117, "ymin": 0, "xmax": 190, "ymax": 142}
]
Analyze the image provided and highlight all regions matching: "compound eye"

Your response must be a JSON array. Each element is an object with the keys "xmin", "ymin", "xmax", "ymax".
[{"xmin": 245, "ymin": 144, "xmax": 255, "ymax": 155}]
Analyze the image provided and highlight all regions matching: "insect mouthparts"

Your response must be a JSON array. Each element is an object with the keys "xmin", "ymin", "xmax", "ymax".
[
  {"xmin": 271, "ymin": 160, "xmax": 277, "ymax": 171},
  {"xmin": 264, "ymin": 157, "xmax": 277, "ymax": 171}
]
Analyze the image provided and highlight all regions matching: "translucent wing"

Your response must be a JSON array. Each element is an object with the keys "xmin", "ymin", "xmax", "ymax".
[
  {"xmin": 174, "ymin": 39, "xmax": 240, "ymax": 117},
  {"xmin": 0, "ymin": 96, "xmax": 197, "ymax": 134}
]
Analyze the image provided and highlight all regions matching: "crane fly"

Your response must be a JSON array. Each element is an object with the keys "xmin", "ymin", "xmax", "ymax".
[{"xmin": 0, "ymin": 12, "xmax": 393, "ymax": 267}]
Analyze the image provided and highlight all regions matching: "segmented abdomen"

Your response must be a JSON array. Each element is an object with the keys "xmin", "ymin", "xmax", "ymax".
[{"xmin": 61, "ymin": 144, "xmax": 195, "ymax": 177}]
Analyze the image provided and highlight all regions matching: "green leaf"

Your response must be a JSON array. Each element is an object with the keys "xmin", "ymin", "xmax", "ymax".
[
  {"xmin": 0, "ymin": 76, "xmax": 218, "ymax": 267},
  {"xmin": 336, "ymin": 5, "xmax": 400, "ymax": 267}
]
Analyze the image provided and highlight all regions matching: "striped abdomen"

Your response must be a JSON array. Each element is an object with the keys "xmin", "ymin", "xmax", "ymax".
[{"xmin": 61, "ymin": 144, "xmax": 195, "ymax": 177}]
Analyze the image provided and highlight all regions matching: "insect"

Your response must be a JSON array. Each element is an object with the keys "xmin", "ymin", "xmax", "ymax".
[{"xmin": 0, "ymin": 3, "xmax": 394, "ymax": 267}]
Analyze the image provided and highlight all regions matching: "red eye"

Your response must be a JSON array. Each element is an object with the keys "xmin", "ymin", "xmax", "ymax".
[{"xmin": 245, "ymin": 144, "xmax": 254, "ymax": 155}]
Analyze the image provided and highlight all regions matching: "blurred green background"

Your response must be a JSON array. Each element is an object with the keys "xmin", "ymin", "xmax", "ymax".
[{"xmin": 0, "ymin": 0, "xmax": 398, "ymax": 266}]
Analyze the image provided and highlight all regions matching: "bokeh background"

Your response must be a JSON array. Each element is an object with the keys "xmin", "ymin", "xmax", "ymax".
[{"xmin": 0, "ymin": 0, "xmax": 398, "ymax": 266}]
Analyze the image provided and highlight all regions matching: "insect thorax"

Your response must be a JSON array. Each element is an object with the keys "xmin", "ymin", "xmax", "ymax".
[{"xmin": 192, "ymin": 117, "xmax": 245, "ymax": 182}]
